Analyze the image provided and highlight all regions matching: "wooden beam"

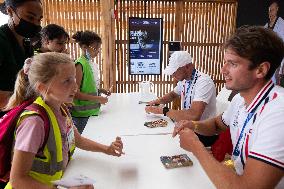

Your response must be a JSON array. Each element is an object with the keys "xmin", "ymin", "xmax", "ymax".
[{"xmin": 100, "ymin": 0, "xmax": 115, "ymax": 90}]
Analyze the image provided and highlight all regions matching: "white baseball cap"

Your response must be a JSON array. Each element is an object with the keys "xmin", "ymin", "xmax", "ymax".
[{"xmin": 163, "ymin": 51, "xmax": 193, "ymax": 75}]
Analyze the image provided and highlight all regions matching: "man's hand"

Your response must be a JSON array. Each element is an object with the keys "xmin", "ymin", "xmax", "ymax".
[
  {"xmin": 145, "ymin": 105, "xmax": 163, "ymax": 114},
  {"xmin": 147, "ymin": 99, "xmax": 161, "ymax": 106},
  {"xmin": 178, "ymin": 128, "xmax": 203, "ymax": 153},
  {"xmin": 172, "ymin": 120, "xmax": 195, "ymax": 137}
]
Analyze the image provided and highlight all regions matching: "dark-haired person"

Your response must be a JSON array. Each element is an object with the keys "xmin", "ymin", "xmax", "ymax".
[
  {"xmin": 35, "ymin": 24, "xmax": 69, "ymax": 53},
  {"xmin": 71, "ymin": 31, "xmax": 110, "ymax": 134},
  {"xmin": 0, "ymin": 0, "xmax": 42, "ymax": 117},
  {"xmin": 173, "ymin": 26, "xmax": 284, "ymax": 189},
  {"xmin": 264, "ymin": 0, "xmax": 284, "ymax": 86}
]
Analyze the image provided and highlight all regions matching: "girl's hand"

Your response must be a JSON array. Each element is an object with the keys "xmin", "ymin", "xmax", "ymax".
[
  {"xmin": 105, "ymin": 137, "xmax": 124, "ymax": 156},
  {"xmin": 97, "ymin": 96, "xmax": 108, "ymax": 104},
  {"xmin": 99, "ymin": 88, "xmax": 111, "ymax": 96}
]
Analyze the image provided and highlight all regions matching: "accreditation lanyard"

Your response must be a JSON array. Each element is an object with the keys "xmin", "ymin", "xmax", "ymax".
[
  {"xmin": 183, "ymin": 69, "xmax": 197, "ymax": 109},
  {"xmin": 232, "ymin": 84, "xmax": 274, "ymax": 158}
]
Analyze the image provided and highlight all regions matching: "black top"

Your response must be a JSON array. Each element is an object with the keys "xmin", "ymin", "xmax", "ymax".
[{"xmin": 0, "ymin": 24, "xmax": 33, "ymax": 91}]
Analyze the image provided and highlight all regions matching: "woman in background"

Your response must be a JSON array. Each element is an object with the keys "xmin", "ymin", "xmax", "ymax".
[{"xmin": 0, "ymin": 0, "xmax": 42, "ymax": 118}]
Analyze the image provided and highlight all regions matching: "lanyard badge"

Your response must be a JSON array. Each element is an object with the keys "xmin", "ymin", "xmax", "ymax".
[
  {"xmin": 66, "ymin": 117, "xmax": 75, "ymax": 150},
  {"xmin": 183, "ymin": 69, "xmax": 197, "ymax": 109},
  {"xmin": 232, "ymin": 84, "xmax": 274, "ymax": 159}
]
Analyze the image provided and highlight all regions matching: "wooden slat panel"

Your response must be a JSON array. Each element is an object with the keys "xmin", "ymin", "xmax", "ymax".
[{"xmin": 43, "ymin": 0, "xmax": 237, "ymax": 97}]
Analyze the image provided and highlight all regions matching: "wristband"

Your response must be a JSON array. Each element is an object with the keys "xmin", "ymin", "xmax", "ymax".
[
  {"xmin": 163, "ymin": 106, "xmax": 169, "ymax": 116},
  {"xmin": 192, "ymin": 121, "xmax": 199, "ymax": 131}
]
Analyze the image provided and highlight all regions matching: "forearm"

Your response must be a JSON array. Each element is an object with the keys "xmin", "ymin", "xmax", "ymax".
[
  {"xmin": 157, "ymin": 91, "xmax": 178, "ymax": 104},
  {"xmin": 76, "ymin": 136, "xmax": 107, "ymax": 153},
  {"xmin": 75, "ymin": 92, "xmax": 100, "ymax": 102},
  {"xmin": 194, "ymin": 116, "xmax": 226, "ymax": 136},
  {"xmin": 10, "ymin": 174, "xmax": 56, "ymax": 189},
  {"xmin": 192, "ymin": 141, "xmax": 248, "ymax": 189},
  {"xmin": 166, "ymin": 109, "xmax": 199, "ymax": 122},
  {"xmin": 0, "ymin": 90, "xmax": 12, "ymax": 109}
]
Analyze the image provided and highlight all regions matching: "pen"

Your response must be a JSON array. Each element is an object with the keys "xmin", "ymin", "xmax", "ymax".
[{"xmin": 146, "ymin": 104, "xmax": 160, "ymax": 106}]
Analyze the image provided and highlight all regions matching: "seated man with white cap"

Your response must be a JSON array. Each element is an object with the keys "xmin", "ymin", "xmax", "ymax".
[{"xmin": 145, "ymin": 51, "xmax": 218, "ymax": 146}]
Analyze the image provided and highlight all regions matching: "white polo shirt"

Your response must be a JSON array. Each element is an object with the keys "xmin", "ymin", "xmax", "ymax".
[
  {"xmin": 222, "ymin": 80, "xmax": 284, "ymax": 188},
  {"xmin": 174, "ymin": 70, "xmax": 216, "ymax": 120}
]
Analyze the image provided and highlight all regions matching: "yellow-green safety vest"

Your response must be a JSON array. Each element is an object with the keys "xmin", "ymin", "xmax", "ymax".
[
  {"xmin": 5, "ymin": 97, "xmax": 76, "ymax": 188},
  {"xmin": 71, "ymin": 55, "xmax": 100, "ymax": 117}
]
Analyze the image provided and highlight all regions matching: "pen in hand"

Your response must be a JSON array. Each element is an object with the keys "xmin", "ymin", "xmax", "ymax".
[{"xmin": 146, "ymin": 104, "xmax": 160, "ymax": 106}]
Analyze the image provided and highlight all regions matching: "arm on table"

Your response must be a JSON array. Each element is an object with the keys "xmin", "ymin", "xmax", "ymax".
[
  {"xmin": 166, "ymin": 101, "xmax": 206, "ymax": 122},
  {"xmin": 74, "ymin": 128, "xmax": 124, "ymax": 156},
  {"xmin": 178, "ymin": 129, "xmax": 283, "ymax": 189},
  {"xmin": 147, "ymin": 91, "xmax": 179, "ymax": 105},
  {"xmin": 75, "ymin": 64, "xmax": 108, "ymax": 104},
  {"xmin": 173, "ymin": 114, "xmax": 227, "ymax": 137}
]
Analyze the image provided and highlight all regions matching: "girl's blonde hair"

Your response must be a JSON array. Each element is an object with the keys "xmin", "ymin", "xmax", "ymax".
[{"xmin": 4, "ymin": 52, "xmax": 73, "ymax": 110}]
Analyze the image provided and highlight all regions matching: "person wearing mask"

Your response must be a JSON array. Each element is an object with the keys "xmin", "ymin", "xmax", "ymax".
[
  {"xmin": 71, "ymin": 31, "xmax": 110, "ymax": 134},
  {"xmin": 0, "ymin": 0, "xmax": 42, "ymax": 117}
]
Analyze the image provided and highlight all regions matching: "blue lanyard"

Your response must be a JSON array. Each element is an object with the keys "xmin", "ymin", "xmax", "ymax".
[
  {"xmin": 183, "ymin": 69, "xmax": 197, "ymax": 109},
  {"xmin": 232, "ymin": 84, "xmax": 274, "ymax": 157}
]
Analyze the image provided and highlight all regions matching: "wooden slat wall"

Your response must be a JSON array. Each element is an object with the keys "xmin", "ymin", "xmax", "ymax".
[
  {"xmin": 115, "ymin": 0, "xmax": 237, "ymax": 96},
  {"xmin": 42, "ymin": 0, "xmax": 103, "ymax": 85},
  {"xmin": 42, "ymin": 0, "xmax": 237, "ymax": 95}
]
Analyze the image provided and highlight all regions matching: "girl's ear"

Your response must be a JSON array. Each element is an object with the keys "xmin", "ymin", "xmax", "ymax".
[
  {"xmin": 81, "ymin": 44, "xmax": 88, "ymax": 51},
  {"xmin": 256, "ymin": 62, "xmax": 270, "ymax": 79},
  {"xmin": 35, "ymin": 82, "xmax": 47, "ymax": 94}
]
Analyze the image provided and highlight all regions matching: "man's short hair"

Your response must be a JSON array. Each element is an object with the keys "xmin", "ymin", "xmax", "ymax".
[{"xmin": 224, "ymin": 25, "xmax": 284, "ymax": 80}]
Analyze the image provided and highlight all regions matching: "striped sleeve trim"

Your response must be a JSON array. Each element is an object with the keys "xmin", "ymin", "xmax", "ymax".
[{"xmin": 249, "ymin": 151, "xmax": 284, "ymax": 169}]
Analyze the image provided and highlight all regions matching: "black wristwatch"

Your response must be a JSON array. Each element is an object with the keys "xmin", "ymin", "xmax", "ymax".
[{"xmin": 163, "ymin": 106, "xmax": 169, "ymax": 116}]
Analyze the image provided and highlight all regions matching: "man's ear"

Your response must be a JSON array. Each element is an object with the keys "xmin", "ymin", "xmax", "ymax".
[{"xmin": 256, "ymin": 62, "xmax": 270, "ymax": 79}]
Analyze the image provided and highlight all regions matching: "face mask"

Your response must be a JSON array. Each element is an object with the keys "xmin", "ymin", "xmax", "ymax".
[
  {"xmin": 13, "ymin": 11, "xmax": 42, "ymax": 38},
  {"xmin": 86, "ymin": 50, "xmax": 92, "ymax": 61}
]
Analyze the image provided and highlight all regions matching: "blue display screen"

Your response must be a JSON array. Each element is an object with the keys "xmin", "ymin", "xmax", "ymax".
[{"xmin": 129, "ymin": 18, "xmax": 163, "ymax": 75}]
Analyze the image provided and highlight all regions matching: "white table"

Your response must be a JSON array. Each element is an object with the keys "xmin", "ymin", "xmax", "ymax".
[{"xmin": 64, "ymin": 93, "xmax": 216, "ymax": 189}]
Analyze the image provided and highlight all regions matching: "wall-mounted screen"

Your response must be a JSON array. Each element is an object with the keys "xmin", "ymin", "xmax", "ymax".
[{"xmin": 129, "ymin": 17, "xmax": 163, "ymax": 75}]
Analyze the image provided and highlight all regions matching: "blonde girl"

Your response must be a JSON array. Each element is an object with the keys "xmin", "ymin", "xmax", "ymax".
[{"xmin": 4, "ymin": 52, "xmax": 123, "ymax": 189}]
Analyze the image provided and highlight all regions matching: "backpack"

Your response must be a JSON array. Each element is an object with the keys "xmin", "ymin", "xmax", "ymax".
[{"xmin": 0, "ymin": 99, "xmax": 50, "ymax": 182}]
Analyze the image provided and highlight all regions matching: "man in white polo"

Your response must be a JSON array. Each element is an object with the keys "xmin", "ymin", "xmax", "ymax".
[
  {"xmin": 145, "ymin": 51, "xmax": 217, "ymax": 146},
  {"xmin": 173, "ymin": 26, "xmax": 284, "ymax": 188}
]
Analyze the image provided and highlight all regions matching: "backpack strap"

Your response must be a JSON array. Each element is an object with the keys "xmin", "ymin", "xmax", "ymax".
[{"xmin": 25, "ymin": 104, "xmax": 50, "ymax": 152}]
